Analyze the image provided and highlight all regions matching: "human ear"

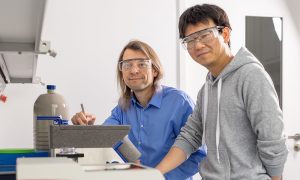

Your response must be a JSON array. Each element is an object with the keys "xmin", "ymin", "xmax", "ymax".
[
  {"xmin": 221, "ymin": 27, "xmax": 231, "ymax": 44},
  {"xmin": 152, "ymin": 68, "xmax": 158, "ymax": 77}
]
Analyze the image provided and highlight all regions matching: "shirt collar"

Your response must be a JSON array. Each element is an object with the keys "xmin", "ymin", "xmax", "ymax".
[{"xmin": 131, "ymin": 85, "xmax": 163, "ymax": 108}]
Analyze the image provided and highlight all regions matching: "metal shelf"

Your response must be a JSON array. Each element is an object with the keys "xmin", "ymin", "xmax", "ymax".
[{"xmin": 0, "ymin": 0, "xmax": 54, "ymax": 85}]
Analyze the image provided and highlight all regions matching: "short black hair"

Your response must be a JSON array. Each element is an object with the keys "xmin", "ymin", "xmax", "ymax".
[{"xmin": 179, "ymin": 4, "xmax": 231, "ymax": 39}]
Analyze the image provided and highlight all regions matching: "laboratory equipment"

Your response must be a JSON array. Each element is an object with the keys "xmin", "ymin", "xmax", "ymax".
[
  {"xmin": 0, "ymin": 0, "xmax": 55, "ymax": 90},
  {"xmin": 0, "ymin": 74, "xmax": 7, "ymax": 103},
  {"xmin": 49, "ymin": 125, "xmax": 130, "ymax": 149},
  {"xmin": 0, "ymin": 149, "xmax": 49, "ymax": 180},
  {"xmin": 0, "ymin": 94, "xmax": 7, "ymax": 103},
  {"xmin": 17, "ymin": 157, "xmax": 165, "ymax": 180},
  {"xmin": 33, "ymin": 85, "xmax": 69, "ymax": 150},
  {"xmin": 17, "ymin": 125, "xmax": 164, "ymax": 179},
  {"xmin": 49, "ymin": 125, "xmax": 132, "ymax": 162},
  {"xmin": 113, "ymin": 135, "xmax": 141, "ymax": 163}
]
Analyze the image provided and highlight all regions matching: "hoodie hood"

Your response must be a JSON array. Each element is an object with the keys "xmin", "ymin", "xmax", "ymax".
[
  {"xmin": 202, "ymin": 47, "xmax": 264, "ymax": 163},
  {"xmin": 206, "ymin": 47, "xmax": 264, "ymax": 83}
]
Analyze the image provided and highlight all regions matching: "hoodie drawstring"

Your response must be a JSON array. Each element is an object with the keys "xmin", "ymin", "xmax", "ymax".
[
  {"xmin": 216, "ymin": 78, "xmax": 222, "ymax": 163},
  {"xmin": 202, "ymin": 82, "xmax": 208, "ymax": 153},
  {"xmin": 203, "ymin": 78, "xmax": 222, "ymax": 164}
]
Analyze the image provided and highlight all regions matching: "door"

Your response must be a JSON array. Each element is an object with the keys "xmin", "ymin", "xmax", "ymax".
[{"xmin": 245, "ymin": 15, "xmax": 300, "ymax": 180}]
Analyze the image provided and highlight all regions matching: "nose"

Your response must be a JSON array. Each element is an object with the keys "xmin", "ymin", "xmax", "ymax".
[
  {"xmin": 194, "ymin": 39, "xmax": 206, "ymax": 49},
  {"xmin": 129, "ymin": 64, "xmax": 140, "ymax": 74}
]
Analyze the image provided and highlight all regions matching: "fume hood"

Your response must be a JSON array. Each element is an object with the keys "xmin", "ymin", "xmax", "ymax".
[{"xmin": 0, "ymin": 0, "xmax": 55, "ymax": 91}]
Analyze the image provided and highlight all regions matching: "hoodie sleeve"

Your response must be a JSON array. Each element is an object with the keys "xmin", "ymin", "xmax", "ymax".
[
  {"xmin": 164, "ymin": 147, "xmax": 206, "ymax": 179},
  {"xmin": 243, "ymin": 64, "xmax": 288, "ymax": 176},
  {"xmin": 173, "ymin": 88, "xmax": 204, "ymax": 157},
  {"xmin": 165, "ymin": 94, "xmax": 206, "ymax": 179}
]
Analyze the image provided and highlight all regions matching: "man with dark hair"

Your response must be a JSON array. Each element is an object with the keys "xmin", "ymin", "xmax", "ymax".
[
  {"xmin": 71, "ymin": 40, "xmax": 205, "ymax": 180},
  {"xmin": 156, "ymin": 4, "xmax": 287, "ymax": 180}
]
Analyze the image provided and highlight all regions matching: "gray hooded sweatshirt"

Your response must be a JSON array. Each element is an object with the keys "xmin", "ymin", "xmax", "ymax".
[{"xmin": 174, "ymin": 47, "xmax": 288, "ymax": 180}]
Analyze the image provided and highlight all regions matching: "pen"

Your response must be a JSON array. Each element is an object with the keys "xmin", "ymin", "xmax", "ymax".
[
  {"xmin": 80, "ymin": 103, "xmax": 87, "ymax": 125},
  {"xmin": 80, "ymin": 103, "xmax": 85, "ymax": 114}
]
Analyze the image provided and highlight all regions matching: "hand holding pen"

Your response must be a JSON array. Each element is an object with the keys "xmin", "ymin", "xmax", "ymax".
[{"xmin": 71, "ymin": 103, "xmax": 96, "ymax": 125}]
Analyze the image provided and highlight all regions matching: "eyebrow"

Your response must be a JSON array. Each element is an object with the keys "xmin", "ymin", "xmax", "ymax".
[
  {"xmin": 184, "ymin": 26, "xmax": 216, "ymax": 40},
  {"xmin": 121, "ymin": 57, "xmax": 149, "ymax": 61}
]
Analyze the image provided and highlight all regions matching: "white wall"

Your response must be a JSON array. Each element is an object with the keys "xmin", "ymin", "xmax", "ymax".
[
  {"xmin": 180, "ymin": 0, "xmax": 300, "ymax": 102},
  {"xmin": 180, "ymin": 0, "xmax": 300, "ymax": 179},
  {"xmin": 180, "ymin": 0, "xmax": 300, "ymax": 138},
  {"xmin": 1, "ymin": 0, "xmax": 300, "ymax": 178},
  {"xmin": 0, "ymin": 0, "xmax": 178, "ymax": 148}
]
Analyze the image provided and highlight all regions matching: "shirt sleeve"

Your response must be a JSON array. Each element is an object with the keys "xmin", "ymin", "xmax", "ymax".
[
  {"xmin": 103, "ymin": 106, "xmax": 122, "ymax": 125},
  {"xmin": 243, "ymin": 66, "xmax": 288, "ymax": 176}
]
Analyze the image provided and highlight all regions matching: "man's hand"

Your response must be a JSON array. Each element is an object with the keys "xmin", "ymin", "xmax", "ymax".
[
  {"xmin": 271, "ymin": 176, "xmax": 281, "ymax": 180},
  {"xmin": 71, "ymin": 112, "xmax": 96, "ymax": 125},
  {"xmin": 156, "ymin": 147, "xmax": 187, "ymax": 174},
  {"xmin": 134, "ymin": 159, "xmax": 141, "ymax": 164}
]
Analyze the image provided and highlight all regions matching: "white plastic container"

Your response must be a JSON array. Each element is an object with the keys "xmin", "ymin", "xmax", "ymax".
[{"xmin": 33, "ymin": 85, "xmax": 69, "ymax": 150}]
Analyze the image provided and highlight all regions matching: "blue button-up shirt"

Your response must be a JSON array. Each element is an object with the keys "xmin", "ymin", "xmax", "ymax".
[{"xmin": 104, "ymin": 85, "xmax": 206, "ymax": 180}]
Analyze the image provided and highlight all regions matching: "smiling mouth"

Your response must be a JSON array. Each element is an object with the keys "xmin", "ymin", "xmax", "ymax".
[
  {"xmin": 196, "ymin": 50, "xmax": 210, "ymax": 58},
  {"xmin": 197, "ymin": 49, "xmax": 210, "ymax": 55},
  {"xmin": 129, "ymin": 78, "xmax": 143, "ymax": 80}
]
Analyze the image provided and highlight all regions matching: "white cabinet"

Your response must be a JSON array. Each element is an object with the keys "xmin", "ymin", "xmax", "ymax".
[{"xmin": 0, "ymin": 0, "xmax": 54, "ymax": 86}]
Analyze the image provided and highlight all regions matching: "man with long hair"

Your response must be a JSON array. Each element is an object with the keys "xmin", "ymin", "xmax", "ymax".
[{"xmin": 72, "ymin": 40, "xmax": 205, "ymax": 180}]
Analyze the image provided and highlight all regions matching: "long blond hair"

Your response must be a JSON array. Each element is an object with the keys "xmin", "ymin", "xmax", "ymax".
[{"xmin": 117, "ymin": 40, "xmax": 164, "ymax": 110}]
